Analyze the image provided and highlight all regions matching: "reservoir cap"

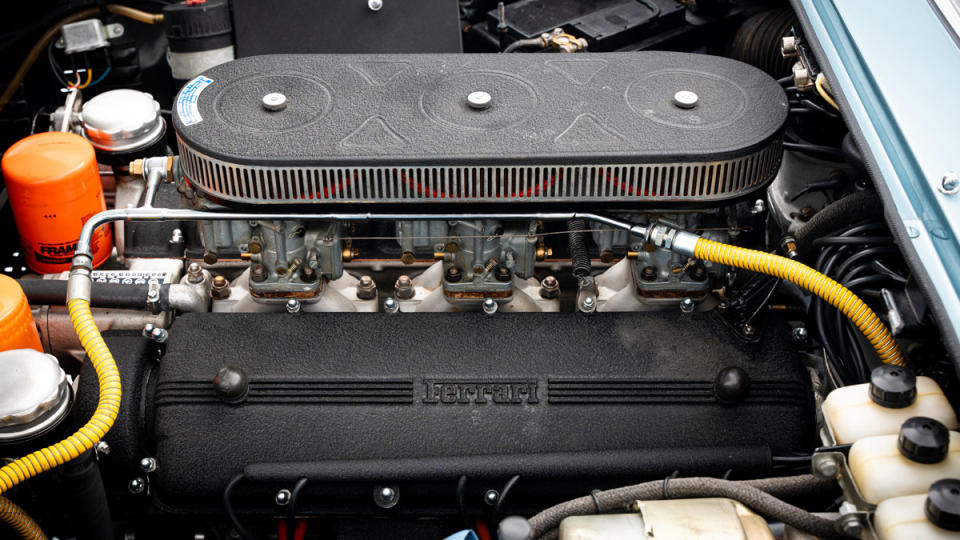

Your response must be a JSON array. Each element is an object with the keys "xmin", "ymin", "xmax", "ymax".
[
  {"xmin": 926, "ymin": 479, "xmax": 960, "ymax": 531},
  {"xmin": 898, "ymin": 417, "xmax": 950, "ymax": 464},
  {"xmin": 0, "ymin": 349, "xmax": 71, "ymax": 442},
  {"xmin": 869, "ymin": 365, "xmax": 917, "ymax": 408}
]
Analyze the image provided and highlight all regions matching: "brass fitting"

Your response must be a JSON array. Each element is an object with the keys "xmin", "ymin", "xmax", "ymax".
[
  {"xmin": 342, "ymin": 247, "xmax": 359, "ymax": 262},
  {"xmin": 535, "ymin": 244, "xmax": 553, "ymax": 261},
  {"xmin": 129, "ymin": 159, "xmax": 144, "ymax": 179}
]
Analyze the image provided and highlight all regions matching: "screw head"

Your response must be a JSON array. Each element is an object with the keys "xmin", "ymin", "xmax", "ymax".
[
  {"xmin": 150, "ymin": 327, "xmax": 168, "ymax": 343},
  {"xmin": 251, "ymin": 265, "xmax": 267, "ymax": 283},
  {"xmin": 211, "ymin": 275, "xmax": 231, "ymax": 300},
  {"xmin": 673, "ymin": 90, "xmax": 699, "ymax": 109},
  {"xmin": 142, "ymin": 323, "xmax": 155, "ymax": 338},
  {"xmin": 940, "ymin": 172, "xmax": 960, "ymax": 195},
  {"xmin": 275, "ymin": 489, "xmax": 291, "ymax": 506},
  {"xmin": 286, "ymin": 299, "xmax": 301, "ymax": 313},
  {"xmin": 792, "ymin": 326, "xmax": 808, "ymax": 344},
  {"xmin": 395, "ymin": 275, "xmax": 415, "ymax": 299},
  {"xmin": 357, "ymin": 275, "xmax": 377, "ymax": 300},
  {"xmin": 262, "ymin": 92, "xmax": 287, "ymax": 112},
  {"xmin": 815, "ymin": 457, "xmax": 838, "ymax": 478},
  {"xmin": 482, "ymin": 298, "xmax": 498, "ymax": 315},
  {"xmin": 580, "ymin": 295, "xmax": 596, "ymax": 313},
  {"xmin": 680, "ymin": 297, "xmax": 695, "ymax": 313},
  {"xmin": 384, "ymin": 297, "xmax": 399, "ymax": 313},
  {"xmin": 840, "ymin": 515, "xmax": 863, "ymax": 537},
  {"xmin": 751, "ymin": 199, "xmax": 766, "ymax": 214},
  {"xmin": 374, "ymin": 485, "xmax": 398, "ymax": 508},
  {"xmin": 367, "ymin": 0, "xmax": 383, "ymax": 11},
  {"xmin": 139, "ymin": 457, "xmax": 157, "ymax": 473},
  {"xmin": 445, "ymin": 265, "xmax": 463, "ymax": 283},
  {"xmin": 540, "ymin": 275, "xmax": 560, "ymax": 299},
  {"xmin": 186, "ymin": 262, "xmax": 203, "ymax": 283},
  {"xmin": 484, "ymin": 489, "xmax": 499, "ymax": 505},
  {"xmin": 494, "ymin": 265, "xmax": 512, "ymax": 282},
  {"xmin": 95, "ymin": 441, "xmax": 111, "ymax": 456},
  {"xmin": 128, "ymin": 477, "xmax": 145, "ymax": 494},
  {"xmin": 640, "ymin": 266, "xmax": 657, "ymax": 282},
  {"xmin": 467, "ymin": 91, "xmax": 492, "ymax": 110},
  {"xmin": 741, "ymin": 324, "xmax": 756, "ymax": 337}
]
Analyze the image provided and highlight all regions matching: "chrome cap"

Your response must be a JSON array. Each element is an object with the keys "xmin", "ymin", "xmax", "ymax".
[
  {"xmin": 82, "ymin": 89, "xmax": 164, "ymax": 153},
  {"xmin": 0, "ymin": 349, "xmax": 71, "ymax": 442}
]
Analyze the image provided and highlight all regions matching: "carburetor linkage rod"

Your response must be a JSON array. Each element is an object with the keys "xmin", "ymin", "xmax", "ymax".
[{"xmin": 68, "ymin": 207, "xmax": 652, "ymax": 266}]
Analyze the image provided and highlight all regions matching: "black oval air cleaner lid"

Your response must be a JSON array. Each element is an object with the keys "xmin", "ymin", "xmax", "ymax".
[{"xmin": 173, "ymin": 52, "xmax": 788, "ymax": 167}]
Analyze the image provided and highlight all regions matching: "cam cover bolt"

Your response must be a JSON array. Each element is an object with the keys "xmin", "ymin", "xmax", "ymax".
[{"xmin": 139, "ymin": 457, "xmax": 157, "ymax": 473}]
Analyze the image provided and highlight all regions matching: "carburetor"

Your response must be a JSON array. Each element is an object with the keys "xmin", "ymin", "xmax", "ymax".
[{"xmin": 397, "ymin": 219, "xmax": 542, "ymax": 304}]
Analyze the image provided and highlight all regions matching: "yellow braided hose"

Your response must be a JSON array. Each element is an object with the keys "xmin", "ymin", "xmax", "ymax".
[
  {"xmin": 0, "ymin": 299, "xmax": 121, "ymax": 495},
  {"xmin": 0, "ymin": 496, "xmax": 47, "ymax": 540},
  {"xmin": 694, "ymin": 238, "xmax": 905, "ymax": 367}
]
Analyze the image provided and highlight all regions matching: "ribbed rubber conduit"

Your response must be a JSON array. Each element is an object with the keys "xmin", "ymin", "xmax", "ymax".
[
  {"xmin": 694, "ymin": 237, "xmax": 904, "ymax": 366},
  {"xmin": 0, "ymin": 299, "xmax": 120, "ymax": 539},
  {"xmin": 0, "ymin": 496, "xmax": 46, "ymax": 540}
]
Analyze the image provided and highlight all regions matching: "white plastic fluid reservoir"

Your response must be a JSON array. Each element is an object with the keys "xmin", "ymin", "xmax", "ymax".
[
  {"xmin": 874, "ymin": 479, "xmax": 960, "ymax": 539},
  {"xmin": 849, "ymin": 417, "xmax": 960, "ymax": 504},
  {"xmin": 822, "ymin": 365, "xmax": 958, "ymax": 445}
]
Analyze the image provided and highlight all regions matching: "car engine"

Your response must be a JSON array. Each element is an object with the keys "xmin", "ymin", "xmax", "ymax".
[{"xmin": 1, "ymin": 1, "xmax": 959, "ymax": 539}]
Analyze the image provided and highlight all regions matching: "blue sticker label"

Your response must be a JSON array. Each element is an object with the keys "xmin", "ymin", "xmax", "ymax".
[{"xmin": 176, "ymin": 76, "xmax": 213, "ymax": 126}]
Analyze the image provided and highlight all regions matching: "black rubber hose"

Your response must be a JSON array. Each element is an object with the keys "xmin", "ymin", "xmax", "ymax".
[
  {"xmin": 17, "ymin": 279, "xmax": 156, "ymax": 310},
  {"xmin": 528, "ymin": 475, "xmax": 841, "ymax": 539},
  {"xmin": 224, "ymin": 474, "xmax": 257, "ymax": 540},
  {"xmin": 794, "ymin": 191, "xmax": 883, "ymax": 256},
  {"xmin": 57, "ymin": 450, "xmax": 113, "ymax": 540},
  {"xmin": 567, "ymin": 219, "xmax": 592, "ymax": 278},
  {"xmin": 841, "ymin": 133, "xmax": 868, "ymax": 180}
]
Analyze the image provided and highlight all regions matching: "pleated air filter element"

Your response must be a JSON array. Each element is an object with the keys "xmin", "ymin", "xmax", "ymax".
[{"xmin": 173, "ymin": 52, "xmax": 787, "ymax": 206}]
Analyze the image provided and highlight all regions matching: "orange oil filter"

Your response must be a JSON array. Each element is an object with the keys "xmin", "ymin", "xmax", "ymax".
[
  {"xmin": 1, "ymin": 132, "xmax": 112, "ymax": 273},
  {"xmin": 0, "ymin": 275, "xmax": 42, "ymax": 351}
]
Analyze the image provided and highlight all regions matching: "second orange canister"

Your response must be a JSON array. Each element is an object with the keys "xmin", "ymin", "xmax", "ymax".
[
  {"xmin": 1, "ymin": 132, "xmax": 112, "ymax": 273},
  {"xmin": 0, "ymin": 275, "xmax": 43, "ymax": 352}
]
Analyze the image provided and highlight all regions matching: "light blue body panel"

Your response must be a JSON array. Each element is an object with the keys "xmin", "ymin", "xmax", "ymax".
[{"xmin": 796, "ymin": 0, "xmax": 960, "ymax": 346}]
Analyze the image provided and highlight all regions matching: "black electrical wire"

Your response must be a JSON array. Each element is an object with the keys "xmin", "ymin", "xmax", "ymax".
[
  {"xmin": 287, "ymin": 477, "xmax": 308, "ymax": 540},
  {"xmin": 492, "ymin": 475, "xmax": 521, "ymax": 525},
  {"xmin": 834, "ymin": 247, "xmax": 899, "ymax": 281},
  {"xmin": 457, "ymin": 475, "xmax": 470, "ymax": 529},
  {"xmin": 223, "ymin": 474, "xmax": 257, "ymax": 540},
  {"xmin": 47, "ymin": 40, "xmax": 70, "ymax": 87},
  {"xmin": 811, "ymin": 219, "xmax": 906, "ymax": 386},
  {"xmin": 799, "ymin": 98, "xmax": 840, "ymax": 119}
]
